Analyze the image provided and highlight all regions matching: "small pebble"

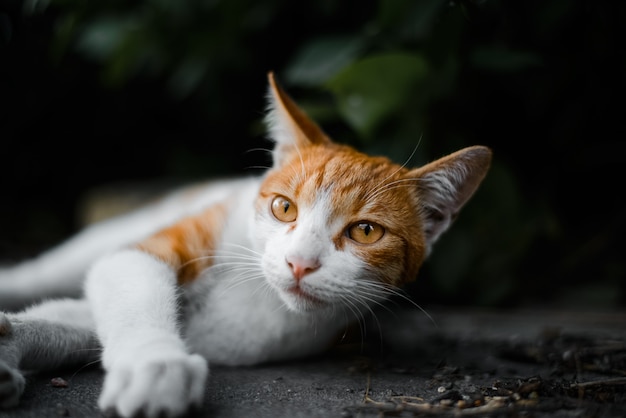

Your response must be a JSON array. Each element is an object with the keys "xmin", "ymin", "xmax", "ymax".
[
  {"xmin": 0, "ymin": 315, "xmax": 11, "ymax": 336},
  {"xmin": 50, "ymin": 377, "xmax": 69, "ymax": 388}
]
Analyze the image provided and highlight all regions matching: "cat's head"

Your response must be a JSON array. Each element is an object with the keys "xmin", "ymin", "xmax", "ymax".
[{"xmin": 253, "ymin": 72, "xmax": 491, "ymax": 313}]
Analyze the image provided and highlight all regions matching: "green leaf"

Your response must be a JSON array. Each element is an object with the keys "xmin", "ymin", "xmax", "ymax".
[
  {"xmin": 75, "ymin": 16, "xmax": 138, "ymax": 61},
  {"xmin": 168, "ymin": 56, "xmax": 209, "ymax": 99},
  {"xmin": 325, "ymin": 52, "xmax": 429, "ymax": 137},
  {"xmin": 284, "ymin": 35, "xmax": 365, "ymax": 87}
]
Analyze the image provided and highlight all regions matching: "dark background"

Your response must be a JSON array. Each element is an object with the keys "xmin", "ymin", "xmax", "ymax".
[{"xmin": 1, "ymin": 0, "xmax": 624, "ymax": 309}]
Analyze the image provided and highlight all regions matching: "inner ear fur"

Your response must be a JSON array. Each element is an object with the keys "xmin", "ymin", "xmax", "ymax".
[
  {"xmin": 408, "ymin": 145, "xmax": 492, "ymax": 249},
  {"xmin": 265, "ymin": 72, "xmax": 330, "ymax": 165}
]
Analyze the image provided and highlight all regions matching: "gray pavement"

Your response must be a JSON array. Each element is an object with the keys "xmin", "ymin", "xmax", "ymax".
[{"xmin": 2, "ymin": 307, "xmax": 625, "ymax": 418}]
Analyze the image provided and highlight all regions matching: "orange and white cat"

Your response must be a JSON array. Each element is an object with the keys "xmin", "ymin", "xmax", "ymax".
[{"xmin": 0, "ymin": 73, "xmax": 491, "ymax": 418}]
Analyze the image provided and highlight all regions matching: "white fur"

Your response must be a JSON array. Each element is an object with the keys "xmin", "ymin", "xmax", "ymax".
[{"xmin": 86, "ymin": 249, "xmax": 208, "ymax": 418}]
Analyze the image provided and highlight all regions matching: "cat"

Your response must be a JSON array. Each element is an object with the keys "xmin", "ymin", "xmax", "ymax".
[{"xmin": 0, "ymin": 72, "xmax": 492, "ymax": 418}]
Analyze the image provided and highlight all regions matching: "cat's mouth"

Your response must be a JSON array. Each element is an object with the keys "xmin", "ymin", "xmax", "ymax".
[{"xmin": 286, "ymin": 286, "xmax": 325, "ymax": 306}]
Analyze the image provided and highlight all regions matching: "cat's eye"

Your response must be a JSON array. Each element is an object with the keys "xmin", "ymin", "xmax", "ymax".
[
  {"xmin": 270, "ymin": 195, "xmax": 297, "ymax": 222},
  {"xmin": 347, "ymin": 222, "xmax": 385, "ymax": 244}
]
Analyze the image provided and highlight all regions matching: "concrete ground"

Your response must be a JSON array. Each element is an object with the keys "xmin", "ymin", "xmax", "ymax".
[{"xmin": 2, "ymin": 307, "xmax": 625, "ymax": 418}]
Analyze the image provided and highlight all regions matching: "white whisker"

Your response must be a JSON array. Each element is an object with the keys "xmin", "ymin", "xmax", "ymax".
[
  {"xmin": 360, "ymin": 281, "xmax": 438, "ymax": 329},
  {"xmin": 364, "ymin": 138, "xmax": 422, "ymax": 202},
  {"xmin": 222, "ymin": 243, "xmax": 264, "ymax": 257},
  {"xmin": 365, "ymin": 178, "xmax": 421, "ymax": 203},
  {"xmin": 245, "ymin": 147, "xmax": 273, "ymax": 155},
  {"xmin": 69, "ymin": 357, "xmax": 103, "ymax": 381},
  {"xmin": 217, "ymin": 274, "xmax": 264, "ymax": 298},
  {"xmin": 338, "ymin": 294, "xmax": 369, "ymax": 343},
  {"xmin": 245, "ymin": 165, "xmax": 272, "ymax": 171},
  {"xmin": 294, "ymin": 140, "xmax": 307, "ymax": 185}
]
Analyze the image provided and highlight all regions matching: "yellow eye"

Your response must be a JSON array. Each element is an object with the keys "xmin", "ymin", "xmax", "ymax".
[
  {"xmin": 347, "ymin": 222, "xmax": 385, "ymax": 244},
  {"xmin": 271, "ymin": 196, "xmax": 297, "ymax": 222}
]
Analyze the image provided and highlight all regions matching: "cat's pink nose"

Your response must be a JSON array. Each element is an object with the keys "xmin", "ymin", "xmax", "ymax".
[{"xmin": 286, "ymin": 255, "xmax": 320, "ymax": 281}]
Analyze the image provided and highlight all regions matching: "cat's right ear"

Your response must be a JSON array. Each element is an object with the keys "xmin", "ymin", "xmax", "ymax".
[
  {"xmin": 265, "ymin": 72, "xmax": 330, "ymax": 165},
  {"xmin": 408, "ymin": 145, "xmax": 492, "ymax": 253}
]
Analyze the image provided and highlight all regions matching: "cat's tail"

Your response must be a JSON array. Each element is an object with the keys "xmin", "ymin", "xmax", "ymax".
[
  {"xmin": 0, "ymin": 225, "xmax": 113, "ymax": 311},
  {"xmin": 0, "ymin": 205, "xmax": 176, "ymax": 311},
  {"xmin": 0, "ymin": 254, "xmax": 88, "ymax": 312}
]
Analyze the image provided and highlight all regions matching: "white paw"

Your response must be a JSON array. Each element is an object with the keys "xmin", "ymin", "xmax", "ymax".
[{"xmin": 99, "ymin": 353, "xmax": 208, "ymax": 418}]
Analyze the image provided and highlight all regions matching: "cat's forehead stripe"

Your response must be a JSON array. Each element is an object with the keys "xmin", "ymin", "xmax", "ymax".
[{"xmin": 299, "ymin": 147, "xmax": 411, "ymax": 215}]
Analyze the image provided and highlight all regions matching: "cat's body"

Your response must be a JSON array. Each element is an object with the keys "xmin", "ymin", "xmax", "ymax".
[{"xmin": 0, "ymin": 73, "xmax": 492, "ymax": 418}]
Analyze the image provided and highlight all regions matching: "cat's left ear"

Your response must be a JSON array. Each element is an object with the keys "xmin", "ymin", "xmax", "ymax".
[
  {"xmin": 265, "ymin": 72, "xmax": 330, "ymax": 165},
  {"xmin": 407, "ymin": 146, "xmax": 492, "ymax": 252}
]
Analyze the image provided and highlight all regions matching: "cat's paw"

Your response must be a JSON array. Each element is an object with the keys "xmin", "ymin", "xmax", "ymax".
[
  {"xmin": 0, "ymin": 360, "xmax": 25, "ymax": 409},
  {"xmin": 99, "ymin": 353, "xmax": 208, "ymax": 418}
]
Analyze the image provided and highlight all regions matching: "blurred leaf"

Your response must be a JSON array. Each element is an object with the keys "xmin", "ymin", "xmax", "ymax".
[
  {"xmin": 471, "ymin": 46, "xmax": 542, "ymax": 72},
  {"xmin": 168, "ymin": 56, "xmax": 209, "ymax": 98},
  {"xmin": 284, "ymin": 35, "xmax": 365, "ymax": 87},
  {"xmin": 75, "ymin": 15, "xmax": 138, "ymax": 61},
  {"xmin": 326, "ymin": 52, "xmax": 429, "ymax": 137},
  {"xmin": 100, "ymin": 26, "xmax": 147, "ymax": 85},
  {"xmin": 296, "ymin": 100, "xmax": 341, "ymax": 126},
  {"xmin": 23, "ymin": 0, "xmax": 51, "ymax": 14}
]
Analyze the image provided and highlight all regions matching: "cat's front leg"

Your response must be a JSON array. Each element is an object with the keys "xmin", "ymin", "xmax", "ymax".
[{"xmin": 86, "ymin": 249, "xmax": 208, "ymax": 418}]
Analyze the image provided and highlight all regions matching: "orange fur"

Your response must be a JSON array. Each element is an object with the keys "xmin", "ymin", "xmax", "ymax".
[
  {"xmin": 258, "ymin": 142, "xmax": 427, "ymax": 286},
  {"xmin": 136, "ymin": 203, "xmax": 228, "ymax": 285}
]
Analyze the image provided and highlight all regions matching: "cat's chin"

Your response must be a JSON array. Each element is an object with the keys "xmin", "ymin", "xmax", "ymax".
[{"xmin": 279, "ymin": 287, "xmax": 331, "ymax": 313}]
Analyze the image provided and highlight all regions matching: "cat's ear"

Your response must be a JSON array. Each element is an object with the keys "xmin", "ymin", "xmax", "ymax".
[
  {"xmin": 407, "ymin": 146, "xmax": 492, "ymax": 252},
  {"xmin": 265, "ymin": 72, "xmax": 330, "ymax": 165}
]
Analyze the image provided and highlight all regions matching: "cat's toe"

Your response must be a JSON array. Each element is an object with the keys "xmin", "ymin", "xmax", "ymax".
[
  {"xmin": 0, "ymin": 360, "xmax": 25, "ymax": 408},
  {"xmin": 99, "ymin": 354, "xmax": 208, "ymax": 418}
]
